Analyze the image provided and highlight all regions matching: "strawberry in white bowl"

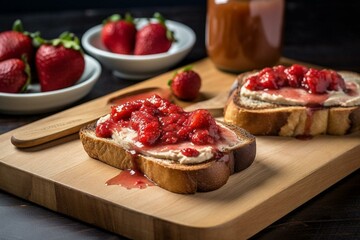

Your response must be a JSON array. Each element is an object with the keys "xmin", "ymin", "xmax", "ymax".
[{"xmin": 82, "ymin": 13, "xmax": 196, "ymax": 80}]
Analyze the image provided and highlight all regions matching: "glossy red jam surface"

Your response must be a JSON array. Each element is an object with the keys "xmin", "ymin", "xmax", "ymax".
[
  {"xmin": 181, "ymin": 148, "xmax": 200, "ymax": 157},
  {"xmin": 244, "ymin": 64, "xmax": 346, "ymax": 94},
  {"xmin": 106, "ymin": 169, "xmax": 155, "ymax": 189},
  {"xmin": 96, "ymin": 95, "xmax": 221, "ymax": 146}
]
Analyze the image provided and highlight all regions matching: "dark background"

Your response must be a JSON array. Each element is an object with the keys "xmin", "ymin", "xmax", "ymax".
[
  {"xmin": 0, "ymin": 1, "xmax": 359, "ymax": 239},
  {"xmin": 1, "ymin": 0, "xmax": 207, "ymax": 13},
  {"xmin": 0, "ymin": 1, "xmax": 359, "ymax": 71}
]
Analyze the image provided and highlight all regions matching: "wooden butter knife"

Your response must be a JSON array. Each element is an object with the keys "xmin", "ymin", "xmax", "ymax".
[{"xmin": 11, "ymin": 87, "xmax": 170, "ymax": 148}]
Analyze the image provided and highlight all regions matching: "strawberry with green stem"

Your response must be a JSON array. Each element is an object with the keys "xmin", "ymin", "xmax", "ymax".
[
  {"xmin": 134, "ymin": 12, "xmax": 176, "ymax": 55},
  {"xmin": 168, "ymin": 66, "xmax": 201, "ymax": 101},
  {"xmin": 101, "ymin": 13, "xmax": 137, "ymax": 54},
  {"xmin": 35, "ymin": 32, "xmax": 85, "ymax": 92},
  {"xmin": 0, "ymin": 19, "xmax": 36, "ymax": 62}
]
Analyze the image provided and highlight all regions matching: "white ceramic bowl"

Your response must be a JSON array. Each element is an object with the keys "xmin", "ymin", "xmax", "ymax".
[
  {"xmin": 81, "ymin": 19, "xmax": 196, "ymax": 80},
  {"xmin": 0, "ymin": 55, "xmax": 101, "ymax": 115}
]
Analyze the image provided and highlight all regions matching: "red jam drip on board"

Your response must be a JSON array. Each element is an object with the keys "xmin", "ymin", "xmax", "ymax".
[
  {"xmin": 106, "ymin": 149, "xmax": 155, "ymax": 189},
  {"xmin": 96, "ymin": 94, "xmax": 221, "ymax": 147},
  {"xmin": 106, "ymin": 169, "xmax": 155, "ymax": 189}
]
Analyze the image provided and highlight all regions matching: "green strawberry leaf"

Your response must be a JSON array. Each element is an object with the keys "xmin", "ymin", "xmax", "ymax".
[
  {"xmin": 153, "ymin": 12, "xmax": 176, "ymax": 42},
  {"xmin": 153, "ymin": 12, "xmax": 166, "ymax": 26},
  {"xmin": 168, "ymin": 79, "xmax": 173, "ymax": 86},
  {"xmin": 12, "ymin": 19, "xmax": 43, "ymax": 46},
  {"xmin": 124, "ymin": 12, "xmax": 134, "ymax": 24},
  {"xmin": 109, "ymin": 14, "xmax": 122, "ymax": 22},
  {"xmin": 103, "ymin": 13, "xmax": 136, "ymax": 26},
  {"xmin": 20, "ymin": 55, "xmax": 31, "ymax": 93},
  {"xmin": 12, "ymin": 19, "xmax": 24, "ymax": 32},
  {"xmin": 167, "ymin": 30, "xmax": 176, "ymax": 43},
  {"xmin": 32, "ymin": 34, "xmax": 46, "ymax": 48},
  {"xmin": 172, "ymin": 70, "xmax": 178, "ymax": 78},
  {"xmin": 103, "ymin": 14, "xmax": 122, "ymax": 25},
  {"xmin": 182, "ymin": 65, "xmax": 193, "ymax": 72},
  {"xmin": 49, "ymin": 32, "xmax": 82, "ymax": 52}
]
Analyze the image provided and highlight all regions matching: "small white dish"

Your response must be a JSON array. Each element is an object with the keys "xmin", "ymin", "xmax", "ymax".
[
  {"xmin": 81, "ymin": 19, "xmax": 196, "ymax": 80},
  {"xmin": 0, "ymin": 55, "xmax": 101, "ymax": 115}
]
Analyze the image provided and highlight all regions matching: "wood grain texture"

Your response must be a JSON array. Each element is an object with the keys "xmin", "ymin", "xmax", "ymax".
[{"xmin": 1, "ymin": 58, "xmax": 359, "ymax": 239}]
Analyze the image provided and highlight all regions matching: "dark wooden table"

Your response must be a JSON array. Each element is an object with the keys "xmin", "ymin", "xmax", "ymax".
[{"xmin": 1, "ymin": 2, "xmax": 359, "ymax": 239}]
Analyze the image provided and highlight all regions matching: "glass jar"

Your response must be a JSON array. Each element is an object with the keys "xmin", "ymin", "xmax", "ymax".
[{"xmin": 206, "ymin": 0, "xmax": 285, "ymax": 72}]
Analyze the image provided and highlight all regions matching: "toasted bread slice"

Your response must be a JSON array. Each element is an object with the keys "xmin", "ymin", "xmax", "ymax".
[
  {"xmin": 80, "ymin": 121, "xmax": 256, "ymax": 194},
  {"xmin": 224, "ymin": 71, "xmax": 360, "ymax": 136}
]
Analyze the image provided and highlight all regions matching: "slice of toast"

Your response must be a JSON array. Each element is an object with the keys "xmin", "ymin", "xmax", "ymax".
[
  {"xmin": 80, "ymin": 121, "xmax": 256, "ymax": 194},
  {"xmin": 224, "ymin": 71, "xmax": 360, "ymax": 136}
]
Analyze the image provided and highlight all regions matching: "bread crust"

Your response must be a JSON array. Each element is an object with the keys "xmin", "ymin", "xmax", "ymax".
[
  {"xmin": 224, "ymin": 71, "xmax": 360, "ymax": 136},
  {"xmin": 80, "ymin": 122, "xmax": 256, "ymax": 194}
]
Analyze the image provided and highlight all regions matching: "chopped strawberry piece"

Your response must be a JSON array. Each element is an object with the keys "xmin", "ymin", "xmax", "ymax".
[
  {"xmin": 285, "ymin": 64, "xmax": 308, "ymax": 88},
  {"xmin": 111, "ymin": 101, "xmax": 142, "ymax": 122},
  {"xmin": 95, "ymin": 121, "xmax": 113, "ymax": 138},
  {"xmin": 130, "ymin": 111, "xmax": 160, "ymax": 145},
  {"xmin": 303, "ymin": 68, "xmax": 329, "ymax": 94},
  {"xmin": 273, "ymin": 65, "xmax": 287, "ymax": 87},
  {"xmin": 188, "ymin": 109, "xmax": 212, "ymax": 129},
  {"xmin": 98, "ymin": 94, "xmax": 221, "ymax": 146},
  {"xmin": 243, "ymin": 75, "xmax": 260, "ymax": 90},
  {"xmin": 326, "ymin": 70, "xmax": 346, "ymax": 91},
  {"xmin": 191, "ymin": 129, "xmax": 214, "ymax": 145},
  {"xmin": 258, "ymin": 68, "xmax": 279, "ymax": 89},
  {"xmin": 181, "ymin": 148, "xmax": 200, "ymax": 157}
]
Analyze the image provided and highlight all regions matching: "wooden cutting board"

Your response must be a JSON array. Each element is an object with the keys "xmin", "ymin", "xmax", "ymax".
[{"xmin": 0, "ymin": 58, "xmax": 359, "ymax": 240}]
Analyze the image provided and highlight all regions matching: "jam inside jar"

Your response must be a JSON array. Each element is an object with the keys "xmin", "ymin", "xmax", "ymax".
[{"xmin": 206, "ymin": 0, "xmax": 285, "ymax": 72}]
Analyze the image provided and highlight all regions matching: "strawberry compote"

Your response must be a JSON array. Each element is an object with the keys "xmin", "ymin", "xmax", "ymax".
[
  {"xmin": 96, "ymin": 95, "xmax": 221, "ymax": 148},
  {"xmin": 244, "ymin": 64, "xmax": 346, "ymax": 94}
]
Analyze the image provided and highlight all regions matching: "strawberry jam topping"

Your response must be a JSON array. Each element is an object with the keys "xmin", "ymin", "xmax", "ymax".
[
  {"xmin": 181, "ymin": 148, "xmax": 200, "ymax": 157},
  {"xmin": 96, "ymin": 95, "xmax": 221, "ymax": 147},
  {"xmin": 244, "ymin": 64, "xmax": 346, "ymax": 94}
]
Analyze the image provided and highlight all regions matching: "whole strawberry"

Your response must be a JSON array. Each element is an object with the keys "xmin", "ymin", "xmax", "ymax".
[
  {"xmin": 168, "ymin": 66, "xmax": 201, "ymax": 101},
  {"xmin": 134, "ymin": 12, "xmax": 175, "ymax": 55},
  {"xmin": 101, "ymin": 13, "xmax": 137, "ymax": 54},
  {"xmin": 0, "ymin": 20, "xmax": 34, "ymax": 62},
  {"xmin": 0, "ymin": 58, "xmax": 31, "ymax": 93},
  {"xmin": 35, "ymin": 32, "xmax": 85, "ymax": 92}
]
